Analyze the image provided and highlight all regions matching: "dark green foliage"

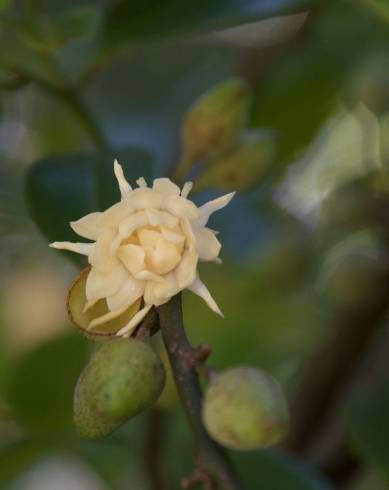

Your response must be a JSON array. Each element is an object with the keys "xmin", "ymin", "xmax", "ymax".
[{"xmin": 5, "ymin": 333, "xmax": 88, "ymax": 432}]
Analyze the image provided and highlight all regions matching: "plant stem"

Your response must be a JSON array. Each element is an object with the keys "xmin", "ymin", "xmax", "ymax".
[
  {"xmin": 56, "ymin": 87, "xmax": 107, "ymax": 152},
  {"xmin": 284, "ymin": 269, "xmax": 389, "ymax": 455},
  {"xmin": 11, "ymin": 63, "xmax": 108, "ymax": 152},
  {"xmin": 157, "ymin": 294, "xmax": 245, "ymax": 490},
  {"xmin": 144, "ymin": 409, "xmax": 166, "ymax": 490},
  {"xmin": 13, "ymin": 63, "xmax": 110, "ymax": 207}
]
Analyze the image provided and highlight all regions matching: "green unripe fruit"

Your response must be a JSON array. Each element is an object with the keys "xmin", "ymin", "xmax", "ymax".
[
  {"xmin": 202, "ymin": 367, "xmax": 289, "ymax": 450},
  {"xmin": 74, "ymin": 338, "xmax": 165, "ymax": 438},
  {"xmin": 74, "ymin": 378, "xmax": 118, "ymax": 439},
  {"xmin": 182, "ymin": 78, "xmax": 252, "ymax": 160}
]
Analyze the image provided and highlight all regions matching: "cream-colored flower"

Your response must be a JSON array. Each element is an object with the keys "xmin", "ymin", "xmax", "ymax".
[{"xmin": 50, "ymin": 161, "xmax": 234, "ymax": 337}]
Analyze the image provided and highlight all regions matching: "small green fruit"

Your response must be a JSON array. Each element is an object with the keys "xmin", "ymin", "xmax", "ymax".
[
  {"xmin": 182, "ymin": 78, "xmax": 251, "ymax": 160},
  {"xmin": 74, "ymin": 376, "xmax": 118, "ymax": 439},
  {"xmin": 202, "ymin": 367, "xmax": 289, "ymax": 450},
  {"xmin": 74, "ymin": 338, "xmax": 166, "ymax": 438}
]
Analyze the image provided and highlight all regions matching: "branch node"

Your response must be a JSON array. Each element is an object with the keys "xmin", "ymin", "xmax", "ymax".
[
  {"xmin": 181, "ymin": 469, "xmax": 214, "ymax": 490},
  {"xmin": 192, "ymin": 344, "xmax": 213, "ymax": 365}
]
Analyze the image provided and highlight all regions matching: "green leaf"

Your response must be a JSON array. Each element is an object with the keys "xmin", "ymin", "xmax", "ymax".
[
  {"xmin": 24, "ymin": 148, "xmax": 153, "ymax": 246},
  {"xmin": 0, "ymin": 0, "xmax": 9, "ymax": 15},
  {"xmin": 344, "ymin": 383, "xmax": 389, "ymax": 483},
  {"xmin": 25, "ymin": 153, "xmax": 96, "ymax": 245},
  {"xmin": 13, "ymin": 6, "xmax": 102, "ymax": 53},
  {"xmin": 252, "ymin": 6, "xmax": 376, "ymax": 167},
  {"xmin": 232, "ymin": 450, "xmax": 334, "ymax": 490},
  {"xmin": 100, "ymin": 0, "xmax": 309, "ymax": 56},
  {"xmin": 0, "ymin": 31, "xmax": 64, "ymax": 85},
  {"xmin": 0, "ymin": 439, "xmax": 57, "ymax": 485},
  {"xmin": 252, "ymin": 50, "xmax": 345, "ymax": 166},
  {"xmin": 5, "ymin": 333, "xmax": 88, "ymax": 432}
]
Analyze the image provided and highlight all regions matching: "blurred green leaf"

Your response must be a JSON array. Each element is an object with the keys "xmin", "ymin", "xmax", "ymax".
[
  {"xmin": 232, "ymin": 450, "xmax": 334, "ymax": 489},
  {"xmin": 0, "ymin": 31, "xmax": 64, "ymax": 85},
  {"xmin": 75, "ymin": 427, "xmax": 144, "ymax": 486},
  {"xmin": 13, "ymin": 6, "xmax": 102, "ymax": 53},
  {"xmin": 197, "ymin": 128, "xmax": 278, "ymax": 192},
  {"xmin": 0, "ymin": 0, "xmax": 9, "ymax": 15},
  {"xmin": 252, "ymin": 49, "xmax": 345, "ymax": 166},
  {"xmin": 0, "ymin": 438, "xmax": 57, "ymax": 485},
  {"xmin": 5, "ymin": 333, "xmax": 88, "ymax": 432},
  {"xmin": 25, "ymin": 153, "xmax": 96, "ymax": 245},
  {"xmin": 24, "ymin": 148, "xmax": 153, "ymax": 247},
  {"xmin": 100, "ymin": 0, "xmax": 309, "ymax": 55},
  {"xmin": 344, "ymin": 383, "xmax": 389, "ymax": 484},
  {"xmin": 186, "ymin": 260, "xmax": 323, "ymax": 381},
  {"xmin": 0, "ymin": 309, "xmax": 11, "ymax": 394},
  {"xmin": 252, "ymin": 6, "xmax": 386, "ymax": 167},
  {"xmin": 353, "ymin": 0, "xmax": 389, "ymax": 25}
]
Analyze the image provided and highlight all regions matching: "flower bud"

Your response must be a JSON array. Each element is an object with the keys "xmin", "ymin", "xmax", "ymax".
[
  {"xmin": 202, "ymin": 367, "xmax": 289, "ymax": 450},
  {"xmin": 67, "ymin": 267, "xmax": 141, "ymax": 340},
  {"xmin": 196, "ymin": 129, "xmax": 277, "ymax": 191},
  {"xmin": 74, "ymin": 338, "xmax": 165, "ymax": 438},
  {"xmin": 182, "ymin": 78, "xmax": 252, "ymax": 161}
]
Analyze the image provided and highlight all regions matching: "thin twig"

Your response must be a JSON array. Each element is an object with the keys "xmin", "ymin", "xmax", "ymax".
[
  {"xmin": 157, "ymin": 294, "xmax": 246, "ymax": 490},
  {"xmin": 144, "ymin": 409, "xmax": 166, "ymax": 490},
  {"xmin": 317, "ymin": 442, "xmax": 361, "ymax": 488},
  {"xmin": 11, "ymin": 62, "xmax": 110, "ymax": 209}
]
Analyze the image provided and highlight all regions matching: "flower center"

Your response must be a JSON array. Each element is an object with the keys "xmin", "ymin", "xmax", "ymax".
[{"xmin": 119, "ymin": 224, "xmax": 185, "ymax": 277}]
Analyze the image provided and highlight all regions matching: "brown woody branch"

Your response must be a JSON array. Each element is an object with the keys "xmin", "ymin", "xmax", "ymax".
[
  {"xmin": 284, "ymin": 267, "xmax": 389, "ymax": 456},
  {"xmin": 157, "ymin": 294, "xmax": 246, "ymax": 490}
]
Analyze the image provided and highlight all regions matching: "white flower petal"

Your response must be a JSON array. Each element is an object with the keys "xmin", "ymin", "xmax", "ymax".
[
  {"xmin": 145, "ymin": 208, "xmax": 179, "ymax": 228},
  {"xmin": 175, "ymin": 248, "xmax": 198, "ymax": 289},
  {"xmin": 129, "ymin": 188, "xmax": 163, "ymax": 209},
  {"xmin": 99, "ymin": 201, "xmax": 133, "ymax": 228},
  {"xmin": 145, "ymin": 272, "xmax": 179, "ymax": 305},
  {"xmin": 145, "ymin": 237, "xmax": 181, "ymax": 275},
  {"xmin": 181, "ymin": 181, "xmax": 193, "ymax": 198},
  {"xmin": 153, "ymin": 177, "xmax": 180, "ymax": 195},
  {"xmin": 160, "ymin": 225, "xmax": 185, "ymax": 255},
  {"xmin": 133, "ymin": 269, "xmax": 164, "ymax": 283},
  {"xmin": 138, "ymin": 228, "xmax": 162, "ymax": 247},
  {"xmin": 194, "ymin": 228, "xmax": 221, "ymax": 261},
  {"xmin": 106, "ymin": 276, "xmax": 144, "ymax": 311},
  {"xmin": 118, "ymin": 210, "xmax": 148, "ymax": 239},
  {"xmin": 89, "ymin": 228, "xmax": 117, "ymax": 272},
  {"xmin": 165, "ymin": 195, "xmax": 199, "ymax": 220},
  {"xmin": 88, "ymin": 304, "xmax": 129, "ymax": 330},
  {"xmin": 49, "ymin": 241, "xmax": 94, "ymax": 256},
  {"xmin": 114, "ymin": 159, "xmax": 132, "ymax": 198},
  {"xmin": 117, "ymin": 244, "xmax": 146, "ymax": 275},
  {"xmin": 188, "ymin": 274, "xmax": 223, "ymax": 316},
  {"xmin": 70, "ymin": 212, "xmax": 101, "ymax": 240},
  {"xmin": 195, "ymin": 192, "xmax": 236, "ymax": 227},
  {"xmin": 160, "ymin": 225, "xmax": 185, "ymax": 244},
  {"xmin": 180, "ymin": 218, "xmax": 196, "ymax": 249},
  {"xmin": 86, "ymin": 263, "xmax": 128, "ymax": 301},
  {"xmin": 116, "ymin": 305, "xmax": 152, "ymax": 337},
  {"xmin": 109, "ymin": 233, "xmax": 124, "ymax": 256},
  {"xmin": 136, "ymin": 177, "xmax": 148, "ymax": 188}
]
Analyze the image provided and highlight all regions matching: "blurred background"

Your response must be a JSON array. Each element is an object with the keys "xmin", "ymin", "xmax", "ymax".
[{"xmin": 2, "ymin": 0, "xmax": 389, "ymax": 488}]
